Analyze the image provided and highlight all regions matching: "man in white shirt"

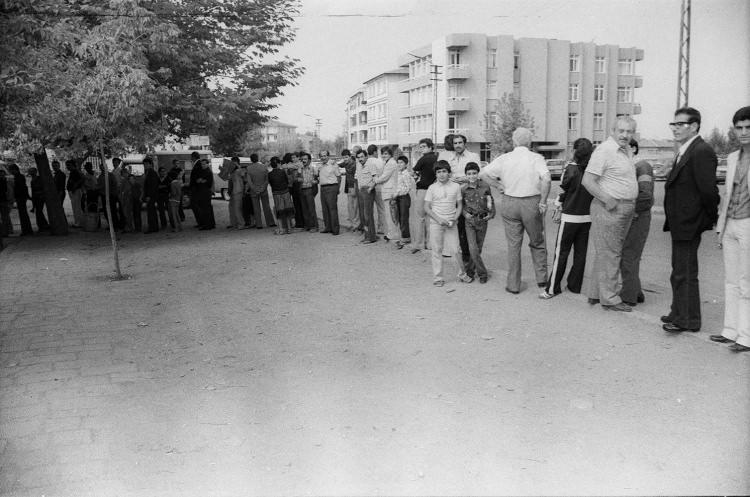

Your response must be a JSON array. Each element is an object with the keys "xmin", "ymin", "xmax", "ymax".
[
  {"xmin": 480, "ymin": 127, "xmax": 551, "ymax": 294},
  {"xmin": 367, "ymin": 144, "xmax": 386, "ymax": 234},
  {"xmin": 373, "ymin": 146, "xmax": 400, "ymax": 243},
  {"xmin": 581, "ymin": 117, "xmax": 639, "ymax": 312}
]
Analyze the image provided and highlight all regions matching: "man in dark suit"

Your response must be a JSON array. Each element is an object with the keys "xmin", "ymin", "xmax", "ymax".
[
  {"xmin": 142, "ymin": 156, "xmax": 160, "ymax": 233},
  {"xmin": 662, "ymin": 107, "xmax": 720, "ymax": 333}
]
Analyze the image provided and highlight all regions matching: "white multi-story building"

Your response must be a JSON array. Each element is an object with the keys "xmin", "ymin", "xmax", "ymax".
[{"xmin": 346, "ymin": 33, "xmax": 643, "ymax": 162}]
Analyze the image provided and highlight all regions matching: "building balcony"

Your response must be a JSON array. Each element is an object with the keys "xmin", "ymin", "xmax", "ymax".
[
  {"xmin": 617, "ymin": 74, "xmax": 643, "ymax": 88},
  {"xmin": 616, "ymin": 102, "xmax": 641, "ymax": 115},
  {"xmin": 632, "ymin": 103, "xmax": 642, "ymax": 114},
  {"xmin": 447, "ymin": 128, "xmax": 470, "ymax": 138},
  {"xmin": 446, "ymin": 97, "xmax": 470, "ymax": 112},
  {"xmin": 444, "ymin": 64, "xmax": 471, "ymax": 80},
  {"xmin": 445, "ymin": 33, "xmax": 471, "ymax": 49},
  {"xmin": 402, "ymin": 102, "xmax": 433, "ymax": 117},
  {"xmin": 397, "ymin": 74, "xmax": 431, "ymax": 93}
]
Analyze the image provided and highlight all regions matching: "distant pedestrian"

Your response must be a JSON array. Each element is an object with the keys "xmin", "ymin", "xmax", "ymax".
[
  {"xmin": 8, "ymin": 164, "xmax": 32, "ymax": 235},
  {"xmin": 157, "ymin": 166, "xmax": 172, "ymax": 230},
  {"xmin": 65, "ymin": 160, "xmax": 84, "ymax": 227},
  {"xmin": 28, "ymin": 167, "xmax": 50, "ymax": 232},
  {"xmin": 373, "ymin": 146, "xmax": 399, "ymax": 243},
  {"xmin": 480, "ymin": 127, "xmax": 551, "ymax": 294},
  {"xmin": 52, "ymin": 160, "xmax": 66, "ymax": 206},
  {"xmin": 424, "ymin": 160, "xmax": 467, "ymax": 287},
  {"xmin": 82, "ymin": 162, "xmax": 98, "ymax": 214},
  {"xmin": 393, "ymin": 155, "xmax": 415, "ymax": 249},
  {"xmin": 268, "ymin": 156, "xmax": 294, "ymax": 234},
  {"xmin": 460, "ymin": 162, "xmax": 495, "ymax": 284},
  {"xmin": 411, "ymin": 138, "xmax": 438, "ymax": 253},
  {"xmin": 540, "ymin": 138, "xmax": 594, "ymax": 298},
  {"xmin": 339, "ymin": 149, "xmax": 360, "ymax": 231},
  {"xmin": 142, "ymin": 157, "xmax": 160, "ymax": 233},
  {"xmin": 712, "ymin": 105, "xmax": 750, "ymax": 352},
  {"xmin": 168, "ymin": 168, "xmax": 184, "ymax": 232},
  {"xmin": 298, "ymin": 152, "xmax": 318, "ymax": 232},
  {"xmin": 191, "ymin": 157, "xmax": 215, "ymax": 230},
  {"xmin": 367, "ymin": 144, "xmax": 386, "ymax": 235},
  {"xmin": 0, "ymin": 169, "xmax": 11, "ymax": 237},
  {"xmin": 317, "ymin": 150, "xmax": 341, "ymax": 235},
  {"xmin": 620, "ymin": 139, "xmax": 654, "ymax": 306},
  {"xmin": 227, "ymin": 157, "xmax": 247, "ymax": 230},
  {"xmin": 246, "ymin": 153, "xmax": 276, "ymax": 229},
  {"xmin": 129, "ymin": 174, "xmax": 143, "ymax": 232},
  {"xmin": 119, "ymin": 169, "xmax": 134, "ymax": 233},
  {"xmin": 355, "ymin": 149, "xmax": 378, "ymax": 244}
]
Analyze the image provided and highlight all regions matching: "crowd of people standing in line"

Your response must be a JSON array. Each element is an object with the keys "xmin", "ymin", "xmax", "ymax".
[{"xmin": 1, "ymin": 105, "xmax": 748, "ymax": 353}]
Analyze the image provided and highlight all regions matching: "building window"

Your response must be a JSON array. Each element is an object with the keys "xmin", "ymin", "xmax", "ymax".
[
  {"xmin": 593, "ymin": 113, "xmax": 604, "ymax": 130},
  {"xmin": 568, "ymin": 113, "xmax": 578, "ymax": 131},
  {"xmin": 484, "ymin": 111, "xmax": 498, "ymax": 131},
  {"xmin": 595, "ymin": 56, "xmax": 606, "ymax": 73},
  {"xmin": 409, "ymin": 56, "xmax": 432, "ymax": 79},
  {"xmin": 594, "ymin": 85, "xmax": 605, "ymax": 102},
  {"xmin": 618, "ymin": 59, "xmax": 634, "ymax": 75},
  {"xmin": 487, "ymin": 80, "xmax": 497, "ymax": 96},
  {"xmin": 448, "ymin": 112, "xmax": 460, "ymax": 130},
  {"xmin": 568, "ymin": 83, "xmax": 579, "ymax": 101},
  {"xmin": 480, "ymin": 142, "xmax": 492, "ymax": 162},
  {"xmin": 617, "ymin": 86, "xmax": 633, "ymax": 103},
  {"xmin": 569, "ymin": 54, "xmax": 580, "ymax": 72},
  {"xmin": 448, "ymin": 81, "xmax": 462, "ymax": 98},
  {"xmin": 487, "ymin": 49, "xmax": 497, "ymax": 68},
  {"xmin": 449, "ymin": 50, "xmax": 461, "ymax": 66}
]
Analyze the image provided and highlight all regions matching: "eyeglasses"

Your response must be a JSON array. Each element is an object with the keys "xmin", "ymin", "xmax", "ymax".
[{"xmin": 668, "ymin": 121, "xmax": 693, "ymax": 128}]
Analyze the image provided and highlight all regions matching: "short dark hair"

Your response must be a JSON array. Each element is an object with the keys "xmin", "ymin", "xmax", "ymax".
[
  {"xmin": 282, "ymin": 152, "xmax": 293, "ymax": 163},
  {"xmin": 51, "ymin": 160, "xmax": 60, "ymax": 167},
  {"xmin": 250, "ymin": 153, "xmax": 259, "ymax": 162},
  {"xmin": 572, "ymin": 137, "xmax": 594, "ymax": 168},
  {"xmin": 167, "ymin": 167, "xmax": 182, "ymax": 180},
  {"xmin": 732, "ymin": 106, "xmax": 750, "ymax": 125},
  {"xmin": 143, "ymin": 157, "xmax": 153, "ymax": 165},
  {"xmin": 190, "ymin": 151, "xmax": 200, "ymax": 160},
  {"xmin": 418, "ymin": 137, "xmax": 434, "ymax": 149},
  {"xmin": 341, "ymin": 149, "xmax": 350, "ymax": 157},
  {"xmin": 629, "ymin": 139, "xmax": 639, "ymax": 155},
  {"xmin": 465, "ymin": 162, "xmax": 480, "ymax": 173},
  {"xmin": 231, "ymin": 156, "xmax": 240, "ymax": 163},
  {"xmin": 270, "ymin": 156, "xmax": 280, "ymax": 168},
  {"xmin": 434, "ymin": 160, "xmax": 451, "ymax": 173},
  {"xmin": 300, "ymin": 152, "xmax": 312, "ymax": 162},
  {"xmin": 366, "ymin": 144, "xmax": 378, "ymax": 156},
  {"xmin": 380, "ymin": 146, "xmax": 392, "ymax": 156},
  {"xmin": 675, "ymin": 106, "xmax": 702, "ymax": 131},
  {"xmin": 112, "ymin": 157, "xmax": 121, "ymax": 166},
  {"xmin": 396, "ymin": 155, "xmax": 409, "ymax": 164},
  {"xmin": 355, "ymin": 149, "xmax": 367, "ymax": 158},
  {"xmin": 452, "ymin": 134, "xmax": 467, "ymax": 145}
]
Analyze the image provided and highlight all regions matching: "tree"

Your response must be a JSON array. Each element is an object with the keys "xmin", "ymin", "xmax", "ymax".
[
  {"xmin": 483, "ymin": 93, "xmax": 535, "ymax": 158},
  {"xmin": 1, "ymin": 0, "xmax": 303, "ymax": 276},
  {"xmin": 704, "ymin": 127, "xmax": 729, "ymax": 156}
]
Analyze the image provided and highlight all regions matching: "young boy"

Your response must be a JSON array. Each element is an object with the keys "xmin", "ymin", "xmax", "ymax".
[
  {"xmin": 424, "ymin": 160, "xmax": 470, "ymax": 286},
  {"xmin": 394, "ymin": 155, "xmax": 415, "ymax": 249},
  {"xmin": 461, "ymin": 162, "xmax": 495, "ymax": 283}
]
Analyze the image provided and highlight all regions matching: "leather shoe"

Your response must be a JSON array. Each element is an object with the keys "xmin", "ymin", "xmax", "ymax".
[
  {"xmin": 663, "ymin": 323, "xmax": 699, "ymax": 333},
  {"xmin": 622, "ymin": 301, "xmax": 636, "ymax": 307},
  {"xmin": 660, "ymin": 315, "xmax": 673, "ymax": 324},
  {"xmin": 505, "ymin": 288, "xmax": 519, "ymax": 294},
  {"xmin": 603, "ymin": 302, "xmax": 632, "ymax": 312},
  {"xmin": 709, "ymin": 335, "xmax": 732, "ymax": 343},
  {"xmin": 729, "ymin": 343, "xmax": 750, "ymax": 352},
  {"xmin": 637, "ymin": 292, "xmax": 645, "ymax": 303}
]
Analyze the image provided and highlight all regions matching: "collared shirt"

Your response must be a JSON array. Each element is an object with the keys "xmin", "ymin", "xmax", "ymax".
[
  {"xmin": 482, "ymin": 146, "xmax": 549, "ymax": 197},
  {"xmin": 728, "ymin": 149, "xmax": 750, "ymax": 219},
  {"xmin": 396, "ymin": 169, "xmax": 415, "ymax": 197},
  {"xmin": 425, "ymin": 180, "xmax": 462, "ymax": 220},
  {"xmin": 318, "ymin": 159, "xmax": 341, "ymax": 186},
  {"xmin": 461, "ymin": 179, "xmax": 495, "ymax": 223},
  {"xmin": 376, "ymin": 158, "xmax": 399, "ymax": 198},
  {"xmin": 355, "ymin": 159, "xmax": 376, "ymax": 189},
  {"xmin": 299, "ymin": 164, "xmax": 316, "ymax": 188},
  {"xmin": 369, "ymin": 157, "xmax": 385, "ymax": 190},
  {"xmin": 586, "ymin": 136, "xmax": 638, "ymax": 200},
  {"xmin": 438, "ymin": 149, "xmax": 480, "ymax": 178},
  {"xmin": 230, "ymin": 166, "xmax": 245, "ymax": 195},
  {"xmin": 676, "ymin": 133, "xmax": 701, "ymax": 163}
]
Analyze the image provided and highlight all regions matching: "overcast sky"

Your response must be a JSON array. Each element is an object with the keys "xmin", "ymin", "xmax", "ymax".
[{"xmin": 270, "ymin": 0, "xmax": 750, "ymax": 141}]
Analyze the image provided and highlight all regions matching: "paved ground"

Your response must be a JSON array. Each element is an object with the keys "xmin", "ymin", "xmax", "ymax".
[{"xmin": 1, "ymin": 188, "xmax": 748, "ymax": 496}]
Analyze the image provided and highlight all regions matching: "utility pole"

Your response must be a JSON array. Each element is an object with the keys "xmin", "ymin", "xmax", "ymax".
[
  {"xmin": 430, "ymin": 63, "xmax": 442, "ymax": 146},
  {"xmin": 676, "ymin": 0, "xmax": 691, "ymax": 108}
]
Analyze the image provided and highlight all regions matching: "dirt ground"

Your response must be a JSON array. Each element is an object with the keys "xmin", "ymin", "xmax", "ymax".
[{"xmin": 1, "ymin": 190, "xmax": 748, "ymax": 496}]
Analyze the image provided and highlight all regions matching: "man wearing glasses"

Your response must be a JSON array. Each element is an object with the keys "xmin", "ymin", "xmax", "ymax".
[{"xmin": 662, "ymin": 107, "xmax": 719, "ymax": 333}]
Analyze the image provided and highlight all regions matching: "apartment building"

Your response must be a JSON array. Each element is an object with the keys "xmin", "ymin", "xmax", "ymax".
[
  {"xmin": 260, "ymin": 120, "xmax": 297, "ymax": 146},
  {"xmin": 346, "ymin": 33, "xmax": 643, "ymax": 162},
  {"xmin": 346, "ymin": 68, "xmax": 408, "ymax": 151}
]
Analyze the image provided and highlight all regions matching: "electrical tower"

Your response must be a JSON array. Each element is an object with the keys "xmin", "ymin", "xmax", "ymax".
[{"xmin": 676, "ymin": 0, "xmax": 691, "ymax": 108}]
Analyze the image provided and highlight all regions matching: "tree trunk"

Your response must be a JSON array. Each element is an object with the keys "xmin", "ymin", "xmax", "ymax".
[
  {"xmin": 99, "ymin": 141, "xmax": 122, "ymax": 279},
  {"xmin": 33, "ymin": 149, "xmax": 68, "ymax": 236}
]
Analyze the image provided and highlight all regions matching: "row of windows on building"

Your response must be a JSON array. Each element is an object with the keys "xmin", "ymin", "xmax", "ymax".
[
  {"xmin": 568, "ymin": 84, "xmax": 634, "ymax": 103},
  {"xmin": 406, "ymin": 51, "xmax": 637, "ymax": 81}
]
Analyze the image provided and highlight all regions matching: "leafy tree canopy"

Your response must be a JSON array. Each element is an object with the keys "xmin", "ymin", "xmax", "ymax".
[{"xmin": 483, "ymin": 93, "xmax": 535, "ymax": 159}]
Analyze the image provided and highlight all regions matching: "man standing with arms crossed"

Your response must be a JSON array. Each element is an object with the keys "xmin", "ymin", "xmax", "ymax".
[
  {"xmin": 581, "ymin": 117, "xmax": 638, "ymax": 312},
  {"xmin": 480, "ymin": 127, "xmax": 550, "ymax": 293},
  {"xmin": 662, "ymin": 107, "xmax": 719, "ymax": 332}
]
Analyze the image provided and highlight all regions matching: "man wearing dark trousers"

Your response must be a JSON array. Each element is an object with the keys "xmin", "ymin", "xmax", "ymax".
[
  {"xmin": 52, "ymin": 160, "xmax": 66, "ymax": 206},
  {"xmin": 157, "ymin": 166, "xmax": 172, "ymax": 229},
  {"xmin": 8, "ymin": 164, "xmax": 33, "ymax": 235},
  {"xmin": 142, "ymin": 157, "xmax": 160, "ymax": 233},
  {"xmin": 662, "ymin": 107, "xmax": 720, "ymax": 333}
]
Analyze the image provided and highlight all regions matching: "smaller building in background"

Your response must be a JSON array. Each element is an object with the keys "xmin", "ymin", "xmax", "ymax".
[{"xmin": 260, "ymin": 120, "xmax": 298, "ymax": 146}]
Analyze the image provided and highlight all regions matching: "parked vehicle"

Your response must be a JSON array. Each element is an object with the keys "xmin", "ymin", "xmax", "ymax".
[
  {"xmin": 545, "ymin": 159, "xmax": 565, "ymax": 180},
  {"xmin": 652, "ymin": 162, "xmax": 669, "ymax": 181},
  {"xmin": 716, "ymin": 157, "xmax": 727, "ymax": 184}
]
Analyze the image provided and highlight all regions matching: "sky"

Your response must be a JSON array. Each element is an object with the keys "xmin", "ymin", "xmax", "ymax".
[{"xmin": 270, "ymin": 0, "xmax": 750, "ymax": 140}]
